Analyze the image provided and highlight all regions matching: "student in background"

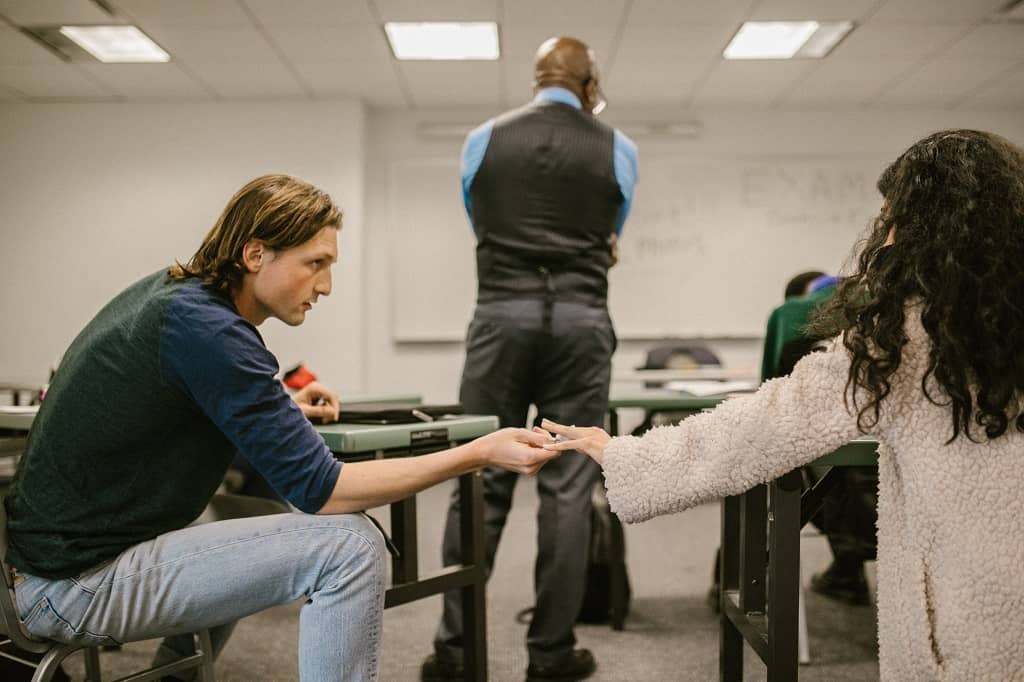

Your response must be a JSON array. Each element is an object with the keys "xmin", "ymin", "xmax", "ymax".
[
  {"xmin": 783, "ymin": 269, "xmax": 826, "ymax": 299},
  {"xmin": 765, "ymin": 272, "xmax": 879, "ymax": 607},
  {"xmin": 4, "ymin": 174, "xmax": 558, "ymax": 681},
  {"xmin": 424, "ymin": 36, "xmax": 637, "ymax": 682},
  {"xmin": 543, "ymin": 129, "xmax": 1024, "ymax": 679}
]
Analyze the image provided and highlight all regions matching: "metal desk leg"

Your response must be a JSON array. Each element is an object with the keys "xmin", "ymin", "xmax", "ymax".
[
  {"xmin": 608, "ymin": 512, "xmax": 627, "ymax": 630},
  {"xmin": 390, "ymin": 496, "xmax": 418, "ymax": 583},
  {"xmin": 720, "ymin": 494, "xmax": 742, "ymax": 682},
  {"xmin": 459, "ymin": 470, "xmax": 487, "ymax": 682},
  {"xmin": 739, "ymin": 484, "xmax": 767, "ymax": 616},
  {"xmin": 767, "ymin": 471, "xmax": 801, "ymax": 681},
  {"xmin": 606, "ymin": 405, "xmax": 628, "ymax": 630}
]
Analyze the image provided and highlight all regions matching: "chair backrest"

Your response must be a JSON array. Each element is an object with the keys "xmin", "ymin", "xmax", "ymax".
[
  {"xmin": 0, "ymin": 497, "xmax": 53, "ymax": 653},
  {"xmin": 638, "ymin": 342, "xmax": 721, "ymax": 370}
]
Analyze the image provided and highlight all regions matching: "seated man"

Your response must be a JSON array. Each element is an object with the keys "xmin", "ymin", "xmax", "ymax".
[{"xmin": 3, "ymin": 174, "xmax": 557, "ymax": 680}]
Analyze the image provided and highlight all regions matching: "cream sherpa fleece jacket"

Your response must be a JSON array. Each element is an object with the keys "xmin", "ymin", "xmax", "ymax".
[{"xmin": 602, "ymin": 310, "xmax": 1024, "ymax": 680}]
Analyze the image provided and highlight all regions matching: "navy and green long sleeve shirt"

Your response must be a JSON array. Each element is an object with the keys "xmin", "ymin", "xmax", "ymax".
[{"xmin": 4, "ymin": 270, "xmax": 341, "ymax": 579}]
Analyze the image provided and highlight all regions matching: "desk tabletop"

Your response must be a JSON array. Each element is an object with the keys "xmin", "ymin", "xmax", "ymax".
[
  {"xmin": 318, "ymin": 415, "xmax": 498, "ymax": 453},
  {"xmin": 608, "ymin": 389, "xmax": 733, "ymax": 411},
  {"xmin": 0, "ymin": 407, "xmax": 36, "ymax": 431},
  {"xmin": 613, "ymin": 367, "xmax": 758, "ymax": 383},
  {"xmin": 0, "ymin": 394, "xmax": 425, "ymax": 431},
  {"xmin": 607, "ymin": 390, "xmax": 878, "ymax": 466}
]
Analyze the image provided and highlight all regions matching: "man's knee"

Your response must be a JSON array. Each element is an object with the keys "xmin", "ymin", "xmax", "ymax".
[{"xmin": 321, "ymin": 513, "xmax": 388, "ymax": 580}]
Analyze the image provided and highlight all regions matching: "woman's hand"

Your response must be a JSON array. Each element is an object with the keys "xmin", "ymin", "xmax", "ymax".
[
  {"xmin": 292, "ymin": 381, "xmax": 340, "ymax": 423},
  {"xmin": 471, "ymin": 428, "xmax": 559, "ymax": 475},
  {"xmin": 539, "ymin": 419, "xmax": 611, "ymax": 465}
]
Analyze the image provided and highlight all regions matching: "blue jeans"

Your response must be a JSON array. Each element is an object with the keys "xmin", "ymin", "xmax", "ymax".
[{"xmin": 13, "ymin": 512, "xmax": 387, "ymax": 681}]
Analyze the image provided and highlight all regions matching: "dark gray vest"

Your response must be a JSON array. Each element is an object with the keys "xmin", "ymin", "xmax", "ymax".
[{"xmin": 469, "ymin": 100, "xmax": 622, "ymax": 306}]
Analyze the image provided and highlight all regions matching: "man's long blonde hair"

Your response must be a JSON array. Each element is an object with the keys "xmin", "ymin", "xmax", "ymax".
[{"xmin": 170, "ymin": 174, "xmax": 341, "ymax": 295}]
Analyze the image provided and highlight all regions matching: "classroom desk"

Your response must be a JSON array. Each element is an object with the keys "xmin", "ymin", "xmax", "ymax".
[
  {"xmin": 720, "ymin": 439, "xmax": 878, "ymax": 682},
  {"xmin": 604, "ymin": 389, "xmax": 737, "ymax": 631},
  {"xmin": 607, "ymin": 389, "xmax": 880, "ymax": 680},
  {"xmin": 0, "ymin": 408, "xmax": 35, "ymax": 432},
  {"xmin": 0, "ymin": 406, "xmax": 497, "ymax": 682},
  {"xmin": 319, "ymin": 416, "xmax": 497, "ymax": 682},
  {"xmin": 0, "ymin": 383, "xmax": 37, "ymax": 407},
  {"xmin": 0, "ymin": 394, "xmax": 426, "ymax": 433},
  {"xmin": 612, "ymin": 367, "xmax": 758, "ymax": 384}
]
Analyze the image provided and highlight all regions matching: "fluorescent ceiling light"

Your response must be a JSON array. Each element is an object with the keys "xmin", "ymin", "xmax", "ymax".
[
  {"xmin": 385, "ymin": 22, "xmax": 499, "ymax": 60},
  {"xmin": 59, "ymin": 25, "xmax": 169, "ymax": 63},
  {"xmin": 723, "ymin": 21, "xmax": 853, "ymax": 60}
]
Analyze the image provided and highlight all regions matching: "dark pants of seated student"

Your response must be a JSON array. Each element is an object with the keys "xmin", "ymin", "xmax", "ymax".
[{"xmin": 433, "ymin": 299, "xmax": 615, "ymax": 669}]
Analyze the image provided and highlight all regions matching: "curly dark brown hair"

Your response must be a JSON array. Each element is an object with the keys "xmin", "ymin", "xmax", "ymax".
[{"xmin": 820, "ymin": 129, "xmax": 1024, "ymax": 442}]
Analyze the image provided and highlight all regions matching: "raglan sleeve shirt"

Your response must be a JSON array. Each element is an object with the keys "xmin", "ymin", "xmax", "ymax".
[{"xmin": 162, "ymin": 291, "xmax": 341, "ymax": 513}]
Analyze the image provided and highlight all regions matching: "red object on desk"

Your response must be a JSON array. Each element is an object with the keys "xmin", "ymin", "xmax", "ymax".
[{"xmin": 283, "ymin": 364, "xmax": 317, "ymax": 390}]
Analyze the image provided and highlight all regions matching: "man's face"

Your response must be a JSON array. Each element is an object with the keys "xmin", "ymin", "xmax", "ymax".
[{"xmin": 248, "ymin": 226, "xmax": 337, "ymax": 326}]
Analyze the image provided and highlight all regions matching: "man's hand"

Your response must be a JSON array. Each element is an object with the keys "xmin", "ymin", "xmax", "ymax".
[
  {"xmin": 292, "ymin": 381, "xmax": 340, "ymax": 423},
  {"xmin": 469, "ymin": 427, "xmax": 559, "ymax": 475},
  {"xmin": 538, "ymin": 419, "xmax": 611, "ymax": 465}
]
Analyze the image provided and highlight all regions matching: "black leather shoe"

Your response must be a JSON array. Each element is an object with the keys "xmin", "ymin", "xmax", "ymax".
[
  {"xmin": 526, "ymin": 648, "xmax": 597, "ymax": 681},
  {"xmin": 421, "ymin": 653, "xmax": 464, "ymax": 681},
  {"xmin": 810, "ymin": 565, "xmax": 870, "ymax": 606}
]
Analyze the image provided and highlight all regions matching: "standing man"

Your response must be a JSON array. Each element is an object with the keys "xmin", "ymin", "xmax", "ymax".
[
  {"xmin": 4, "ymin": 174, "xmax": 558, "ymax": 681},
  {"xmin": 424, "ymin": 37, "xmax": 638, "ymax": 682}
]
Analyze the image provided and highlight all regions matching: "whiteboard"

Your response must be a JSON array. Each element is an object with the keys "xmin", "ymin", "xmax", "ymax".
[
  {"xmin": 390, "ymin": 156, "xmax": 884, "ymax": 341},
  {"xmin": 391, "ymin": 159, "xmax": 477, "ymax": 341}
]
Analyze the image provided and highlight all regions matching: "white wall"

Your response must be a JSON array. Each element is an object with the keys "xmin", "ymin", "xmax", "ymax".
[
  {"xmin": 364, "ymin": 106, "xmax": 1024, "ymax": 403},
  {"xmin": 2, "ymin": 101, "xmax": 1022, "ymax": 405},
  {"xmin": 0, "ymin": 100, "xmax": 367, "ymax": 393}
]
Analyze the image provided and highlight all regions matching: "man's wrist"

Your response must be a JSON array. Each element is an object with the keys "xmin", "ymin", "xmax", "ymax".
[{"xmin": 455, "ymin": 438, "xmax": 487, "ymax": 472}]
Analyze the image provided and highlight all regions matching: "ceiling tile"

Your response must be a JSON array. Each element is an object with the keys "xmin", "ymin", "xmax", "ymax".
[
  {"xmin": 0, "ymin": 23, "xmax": 65, "ymax": 65},
  {"xmin": 626, "ymin": 0, "xmax": 752, "ymax": 26},
  {"xmin": 244, "ymin": 0, "xmax": 376, "ymax": 26},
  {"xmin": 962, "ymin": 63, "xmax": 1024, "ymax": 108},
  {"xmin": 872, "ymin": 56, "xmax": 1011, "ymax": 107},
  {"xmin": 605, "ymin": 58, "xmax": 707, "ymax": 104},
  {"xmin": 941, "ymin": 23, "xmax": 1024, "ymax": 60},
  {"xmin": 615, "ymin": 25, "xmax": 737, "ymax": 60},
  {"xmin": 503, "ymin": 0, "xmax": 626, "ymax": 26},
  {"xmin": 195, "ymin": 61, "xmax": 306, "ymax": 97},
  {"xmin": 375, "ymin": 0, "xmax": 498, "ymax": 22},
  {"xmin": 0, "ymin": 82, "xmax": 23, "ymax": 99},
  {"xmin": 749, "ymin": 0, "xmax": 878, "ymax": 22},
  {"xmin": 297, "ymin": 60, "xmax": 406, "ymax": 107},
  {"xmin": 150, "ymin": 26, "xmax": 279, "ymax": 64},
  {"xmin": 829, "ymin": 22, "xmax": 967, "ymax": 59},
  {"xmin": 266, "ymin": 25, "xmax": 392, "ymax": 63},
  {"xmin": 692, "ymin": 60, "xmax": 818, "ymax": 106},
  {"xmin": 400, "ymin": 60, "xmax": 500, "ymax": 108},
  {"xmin": 868, "ymin": 0, "xmax": 1007, "ymax": 24},
  {"xmin": 0, "ymin": 0, "xmax": 110, "ymax": 25},
  {"xmin": 780, "ymin": 58, "xmax": 916, "ymax": 106},
  {"xmin": 78, "ymin": 62, "xmax": 210, "ymax": 97},
  {"xmin": 111, "ymin": 0, "xmax": 250, "ymax": 28},
  {"xmin": 500, "ymin": 23, "xmax": 616, "ymax": 59},
  {"xmin": 0, "ymin": 63, "xmax": 110, "ymax": 97}
]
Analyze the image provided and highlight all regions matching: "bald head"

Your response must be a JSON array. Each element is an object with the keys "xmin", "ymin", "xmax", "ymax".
[{"xmin": 533, "ymin": 37, "xmax": 604, "ymax": 113}]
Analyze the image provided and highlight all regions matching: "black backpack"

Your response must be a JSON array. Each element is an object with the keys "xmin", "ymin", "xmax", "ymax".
[{"xmin": 577, "ymin": 482, "xmax": 631, "ymax": 624}]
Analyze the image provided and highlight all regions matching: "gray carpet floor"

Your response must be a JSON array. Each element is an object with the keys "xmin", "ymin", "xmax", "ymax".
[{"xmin": 62, "ymin": 480, "xmax": 879, "ymax": 681}]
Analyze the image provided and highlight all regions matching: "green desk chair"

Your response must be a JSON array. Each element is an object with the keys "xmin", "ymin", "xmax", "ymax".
[{"xmin": 0, "ymin": 502, "xmax": 216, "ymax": 682}]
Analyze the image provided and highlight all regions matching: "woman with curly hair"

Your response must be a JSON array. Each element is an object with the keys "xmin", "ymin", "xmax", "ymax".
[{"xmin": 543, "ymin": 129, "xmax": 1024, "ymax": 679}]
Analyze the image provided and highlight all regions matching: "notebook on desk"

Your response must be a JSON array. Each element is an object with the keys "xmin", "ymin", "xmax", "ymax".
[{"xmin": 333, "ymin": 402, "xmax": 464, "ymax": 425}]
